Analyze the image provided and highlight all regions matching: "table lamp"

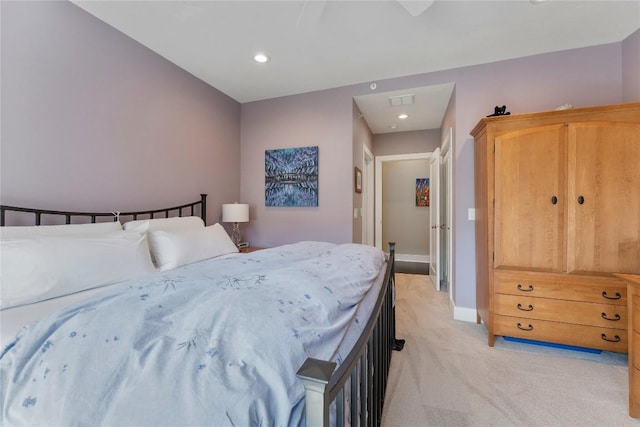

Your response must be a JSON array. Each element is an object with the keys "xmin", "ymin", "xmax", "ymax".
[{"xmin": 222, "ymin": 203, "xmax": 249, "ymax": 247}]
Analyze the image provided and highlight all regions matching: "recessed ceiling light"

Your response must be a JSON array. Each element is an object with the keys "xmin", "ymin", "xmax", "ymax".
[
  {"xmin": 398, "ymin": 114, "xmax": 409, "ymax": 119},
  {"xmin": 254, "ymin": 53, "xmax": 270, "ymax": 63}
]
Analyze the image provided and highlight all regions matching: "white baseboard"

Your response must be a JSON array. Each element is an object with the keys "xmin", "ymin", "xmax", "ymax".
[
  {"xmin": 450, "ymin": 300, "xmax": 477, "ymax": 323},
  {"xmin": 395, "ymin": 254, "xmax": 429, "ymax": 263}
]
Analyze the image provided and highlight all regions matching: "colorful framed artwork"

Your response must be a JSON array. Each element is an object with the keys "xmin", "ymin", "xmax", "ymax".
[
  {"xmin": 265, "ymin": 146, "xmax": 319, "ymax": 207},
  {"xmin": 416, "ymin": 178, "xmax": 429, "ymax": 207}
]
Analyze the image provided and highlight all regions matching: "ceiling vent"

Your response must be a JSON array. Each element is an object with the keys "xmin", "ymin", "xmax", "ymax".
[{"xmin": 388, "ymin": 94, "xmax": 415, "ymax": 107}]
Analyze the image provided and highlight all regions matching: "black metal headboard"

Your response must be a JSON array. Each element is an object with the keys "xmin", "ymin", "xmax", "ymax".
[{"xmin": 0, "ymin": 194, "xmax": 207, "ymax": 227}]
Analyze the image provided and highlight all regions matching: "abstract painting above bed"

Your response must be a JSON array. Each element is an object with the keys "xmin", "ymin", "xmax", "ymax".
[
  {"xmin": 265, "ymin": 146, "xmax": 319, "ymax": 207},
  {"xmin": 0, "ymin": 241, "xmax": 386, "ymax": 426}
]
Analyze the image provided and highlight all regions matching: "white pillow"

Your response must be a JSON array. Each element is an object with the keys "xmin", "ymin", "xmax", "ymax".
[
  {"xmin": 148, "ymin": 223, "xmax": 238, "ymax": 271},
  {"xmin": 123, "ymin": 216, "xmax": 204, "ymax": 233},
  {"xmin": 0, "ymin": 221, "xmax": 122, "ymax": 239},
  {"xmin": 0, "ymin": 231, "xmax": 155, "ymax": 309}
]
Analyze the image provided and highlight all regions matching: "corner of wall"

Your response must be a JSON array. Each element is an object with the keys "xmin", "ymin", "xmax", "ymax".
[
  {"xmin": 622, "ymin": 28, "xmax": 640, "ymax": 102},
  {"xmin": 450, "ymin": 298, "xmax": 477, "ymax": 323}
]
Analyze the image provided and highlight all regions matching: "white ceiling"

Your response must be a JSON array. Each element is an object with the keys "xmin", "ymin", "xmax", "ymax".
[
  {"xmin": 72, "ymin": 0, "xmax": 639, "ymax": 133},
  {"xmin": 354, "ymin": 83, "xmax": 455, "ymax": 133}
]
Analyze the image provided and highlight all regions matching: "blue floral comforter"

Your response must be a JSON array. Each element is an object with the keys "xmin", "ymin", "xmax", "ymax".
[{"xmin": 0, "ymin": 242, "xmax": 386, "ymax": 426}]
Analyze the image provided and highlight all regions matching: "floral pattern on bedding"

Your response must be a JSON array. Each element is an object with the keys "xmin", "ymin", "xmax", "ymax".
[{"xmin": 0, "ymin": 242, "xmax": 385, "ymax": 427}]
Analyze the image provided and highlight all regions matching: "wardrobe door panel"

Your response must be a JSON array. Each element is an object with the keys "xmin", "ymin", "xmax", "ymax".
[
  {"xmin": 494, "ymin": 125, "xmax": 566, "ymax": 272},
  {"xmin": 568, "ymin": 122, "xmax": 640, "ymax": 274}
]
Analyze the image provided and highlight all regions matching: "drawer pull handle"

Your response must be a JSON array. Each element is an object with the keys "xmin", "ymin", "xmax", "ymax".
[
  {"xmin": 600, "ymin": 333, "xmax": 621, "ymax": 343},
  {"xmin": 517, "ymin": 303, "xmax": 534, "ymax": 311},
  {"xmin": 517, "ymin": 323, "xmax": 533, "ymax": 331},
  {"xmin": 601, "ymin": 291, "xmax": 621, "ymax": 300},
  {"xmin": 517, "ymin": 284, "xmax": 534, "ymax": 292},
  {"xmin": 601, "ymin": 312, "xmax": 621, "ymax": 321}
]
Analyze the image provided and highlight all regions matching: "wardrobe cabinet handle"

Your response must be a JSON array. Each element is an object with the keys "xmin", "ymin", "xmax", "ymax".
[
  {"xmin": 601, "ymin": 312, "xmax": 621, "ymax": 321},
  {"xmin": 517, "ymin": 323, "xmax": 533, "ymax": 331},
  {"xmin": 517, "ymin": 284, "xmax": 534, "ymax": 292},
  {"xmin": 517, "ymin": 303, "xmax": 534, "ymax": 312},
  {"xmin": 551, "ymin": 196, "xmax": 558, "ymax": 205},
  {"xmin": 601, "ymin": 333, "xmax": 621, "ymax": 343},
  {"xmin": 602, "ymin": 291, "xmax": 622, "ymax": 300},
  {"xmin": 578, "ymin": 196, "xmax": 585, "ymax": 204}
]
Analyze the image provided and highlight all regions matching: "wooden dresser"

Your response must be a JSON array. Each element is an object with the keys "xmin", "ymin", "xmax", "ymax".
[
  {"xmin": 472, "ymin": 102, "xmax": 640, "ymax": 352},
  {"xmin": 616, "ymin": 274, "xmax": 640, "ymax": 418}
]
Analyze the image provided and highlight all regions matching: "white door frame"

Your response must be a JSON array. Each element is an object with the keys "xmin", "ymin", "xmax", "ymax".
[
  {"xmin": 429, "ymin": 148, "xmax": 441, "ymax": 291},
  {"xmin": 441, "ymin": 127, "xmax": 454, "ymax": 302},
  {"xmin": 362, "ymin": 145, "xmax": 375, "ymax": 246},
  {"xmin": 375, "ymin": 152, "xmax": 433, "ymax": 252}
]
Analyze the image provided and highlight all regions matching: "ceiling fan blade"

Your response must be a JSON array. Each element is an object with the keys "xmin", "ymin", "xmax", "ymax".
[
  {"xmin": 397, "ymin": 0, "xmax": 436, "ymax": 17},
  {"xmin": 296, "ymin": 0, "xmax": 327, "ymax": 29}
]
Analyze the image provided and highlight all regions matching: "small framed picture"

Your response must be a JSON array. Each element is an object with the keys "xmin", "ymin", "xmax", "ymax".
[
  {"xmin": 416, "ymin": 178, "xmax": 429, "ymax": 207},
  {"xmin": 355, "ymin": 167, "xmax": 362, "ymax": 193}
]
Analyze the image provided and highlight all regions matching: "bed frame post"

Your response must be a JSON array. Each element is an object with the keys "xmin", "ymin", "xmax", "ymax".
[
  {"xmin": 295, "ymin": 242, "xmax": 402, "ymax": 427},
  {"xmin": 200, "ymin": 193, "xmax": 207, "ymax": 225},
  {"xmin": 388, "ymin": 242, "xmax": 405, "ymax": 351},
  {"xmin": 296, "ymin": 358, "xmax": 336, "ymax": 427}
]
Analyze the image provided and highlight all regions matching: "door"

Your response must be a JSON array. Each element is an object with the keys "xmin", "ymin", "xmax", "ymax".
[
  {"xmin": 429, "ymin": 148, "xmax": 441, "ymax": 290},
  {"xmin": 494, "ymin": 124, "xmax": 567, "ymax": 272},
  {"xmin": 441, "ymin": 128, "xmax": 453, "ymax": 297},
  {"xmin": 567, "ymin": 122, "xmax": 640, "ymax": 274}
]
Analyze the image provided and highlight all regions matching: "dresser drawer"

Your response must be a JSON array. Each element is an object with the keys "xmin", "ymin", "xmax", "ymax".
[
  {"xmin": 494, "ymin": 294, "xmax": 627, "ymax": 329},
  {"xmin": 494, "ymin": 315, "xmax": 628, "ymax": 353},
  {"xmin": 494, "ymin": 271, "xmax": 627, "ymax": 305}
]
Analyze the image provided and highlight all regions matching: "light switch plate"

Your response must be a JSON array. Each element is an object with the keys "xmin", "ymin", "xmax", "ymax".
[{"xmin": 468, "ymin": 208, "xmax": 476, "ymax": 221}]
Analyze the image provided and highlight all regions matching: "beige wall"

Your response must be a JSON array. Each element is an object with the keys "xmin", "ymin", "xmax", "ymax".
[{"xmin": 382, "ymin": 159, "xmax": 430, "ymax": 257}]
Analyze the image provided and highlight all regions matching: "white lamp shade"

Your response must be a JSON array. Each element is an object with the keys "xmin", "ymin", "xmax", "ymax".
[{"xmin": 222, "ymin": 203, "xmax": 249, "ymax": 223}]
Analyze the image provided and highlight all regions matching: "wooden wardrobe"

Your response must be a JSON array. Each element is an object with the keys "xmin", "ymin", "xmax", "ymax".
[{"xmin": 472, "ymin": 102, "xmax": 640, "ymax": 352}]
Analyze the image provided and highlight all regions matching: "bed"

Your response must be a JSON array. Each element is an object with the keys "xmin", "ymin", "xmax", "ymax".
[{"xmin": 0, "ymin": 195, "xmax": 402, "ymax": 426}]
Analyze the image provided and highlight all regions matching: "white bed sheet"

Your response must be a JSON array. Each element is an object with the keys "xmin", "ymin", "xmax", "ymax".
[
  {"xmin": 0, "ymin": 249, "xmax": 386, "ymax": 363},
  {"xmin": 1, "ymin": 242, "xmax": 388, "ymax": 426},
  {"xmin": 0, "ymin": 252, "xmax": 241, "ymax": 349}
]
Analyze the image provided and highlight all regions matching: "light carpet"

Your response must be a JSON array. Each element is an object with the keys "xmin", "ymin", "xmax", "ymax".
[{"xmin": 380, "ymin": 273, "xmax": 639, "ymax": 427}]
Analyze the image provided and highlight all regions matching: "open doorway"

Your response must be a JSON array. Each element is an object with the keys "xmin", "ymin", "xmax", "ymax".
[
  {"xmin": 353, "ymin": 83, "xmax": 455, "ymax": 293},
  {"xmin": 375, "ymin": 151, "xmax": 441, "ymax": 289},
  {"xmin": 362, "ymin": 144, "xmax": 375, "ymax": 246}
]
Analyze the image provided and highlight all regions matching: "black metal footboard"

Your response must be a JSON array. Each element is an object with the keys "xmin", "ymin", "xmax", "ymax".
[{"xmin": 297, "ymin": 243, "xmax": 403, "ymax": 427}]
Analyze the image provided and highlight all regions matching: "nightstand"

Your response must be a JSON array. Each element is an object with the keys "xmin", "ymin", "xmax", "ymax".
[{"xmin": 240, "ymin": 246, "xmax": 264, "ymax": 253}]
